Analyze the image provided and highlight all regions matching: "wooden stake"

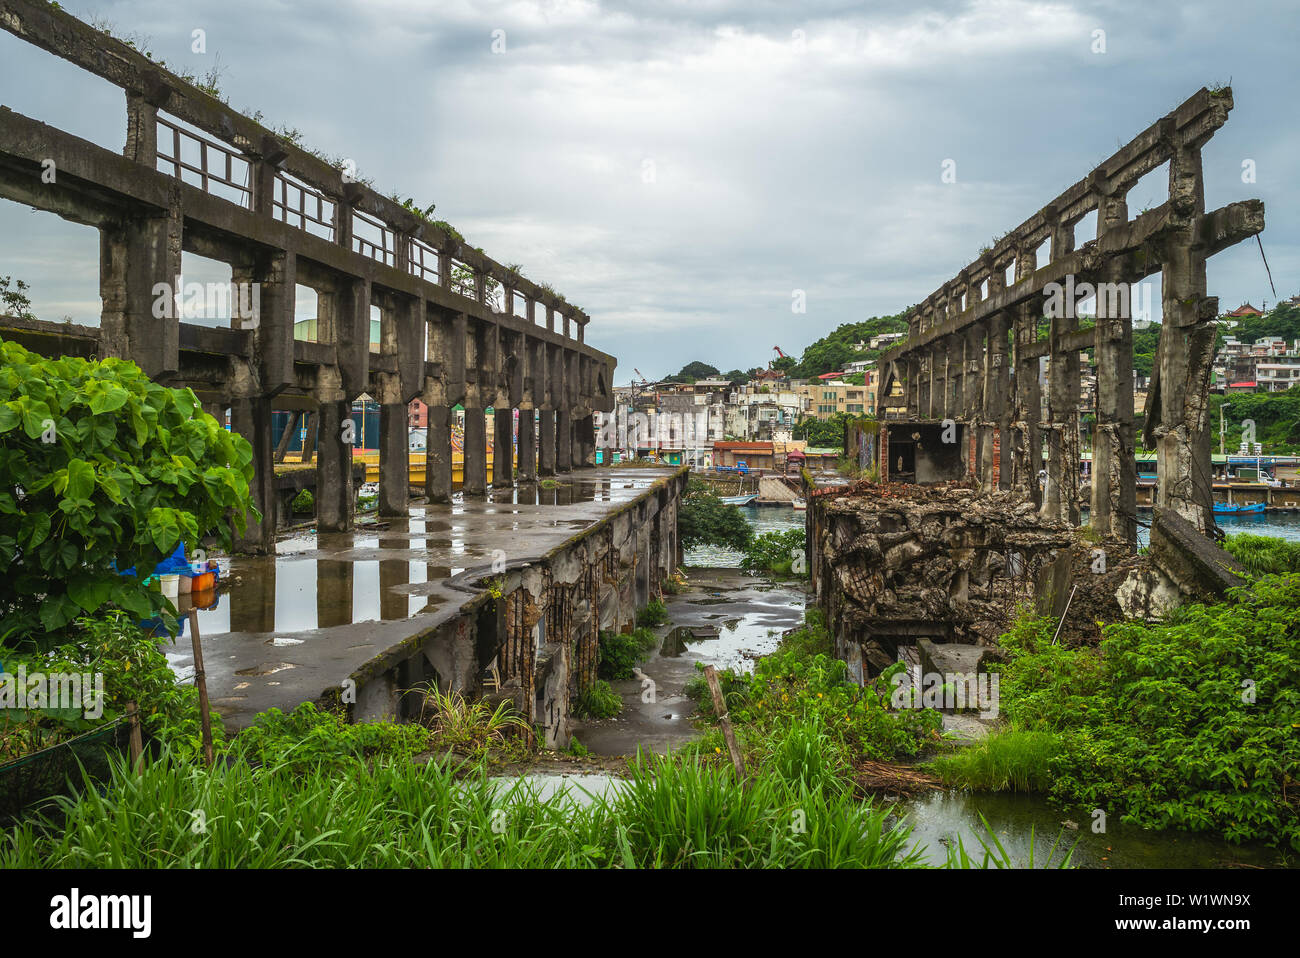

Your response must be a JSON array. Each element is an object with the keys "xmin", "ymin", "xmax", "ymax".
[
  {"xmin": 187, "ymin": 608, "xmax": 215, "ymax": 767},
  {"xmin": 703, "ymin": 665, "xmax": 747, "ymax": 788},
  {"xmin": 125, "ymin": 700, "xmax": 143, "ymax": 771}
]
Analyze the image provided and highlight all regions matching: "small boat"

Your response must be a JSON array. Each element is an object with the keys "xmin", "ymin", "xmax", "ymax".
[
  {"xmin": 791, "ymin": 498, "xmax": 807, "ymax": 511},
  {"xmin": 1214, "ymin": 501, "xmax": 1265, "ymax": 515},
  {"xmin": 720, "ymin": 493, "xmax": 757, "ymax": 506}
]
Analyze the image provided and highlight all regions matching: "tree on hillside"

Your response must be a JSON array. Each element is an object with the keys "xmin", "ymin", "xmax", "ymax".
[{"xmin": 723, "ymin": 369, "xmax": 751, "ymax": 384}]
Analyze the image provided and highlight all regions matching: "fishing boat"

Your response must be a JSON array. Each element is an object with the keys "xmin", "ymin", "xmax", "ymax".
[
  {"xmin": 720, "ymin": 493, "xmax": 757, "ymax": 506},
  {"xmin": 791, "ymin": 498, "xmax": 807, "ymax": 511},
  {"xmin": 1214, "ymin": 501, "xmax": 1265, "ymax": 515}
]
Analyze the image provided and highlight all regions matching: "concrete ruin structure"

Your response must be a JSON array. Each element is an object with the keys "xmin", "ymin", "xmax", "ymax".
[
  {"xmin": 875, "ymin": 87, "xmax": 1265, "ymax": 549},
  {"xmin": 0, "ymin": 0, "xmax": 615, "ymax": 555}
]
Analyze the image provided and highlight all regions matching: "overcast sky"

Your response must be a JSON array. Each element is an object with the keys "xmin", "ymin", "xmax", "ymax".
[{"xmin": 1, "ymin": 0, "xmax": 1295, "ymax": 383}]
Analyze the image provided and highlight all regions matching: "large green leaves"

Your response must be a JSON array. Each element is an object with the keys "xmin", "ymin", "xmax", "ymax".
[{"xmin": 0, "ymin": 337, "xmax": 258, "ymax": 650}]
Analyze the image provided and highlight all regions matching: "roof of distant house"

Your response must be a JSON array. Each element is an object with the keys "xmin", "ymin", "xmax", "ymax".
[
  {"xmin": 1226, "ymin": 303, "xmax": 1263, "ymax": 317},
  {"xmin": 816, "ymin": 371, "xmax": 845, "ymax": 380},
  {"xmin": 1229, "ymin": 381, "xmax": 1258, "ymax": 388}
]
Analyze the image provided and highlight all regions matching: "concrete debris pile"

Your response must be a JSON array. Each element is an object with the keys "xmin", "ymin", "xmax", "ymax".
[{"xmin": 810, "ymin": 481, "xmax": 1075, "ymax": 654}]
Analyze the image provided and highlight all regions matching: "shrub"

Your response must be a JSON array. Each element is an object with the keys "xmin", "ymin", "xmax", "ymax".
[
  {"xmin": 573, "ymin": 680, "xmax": 621, "ymax": 719},
  {"xmin": 291, "ymin": 488, "xmax": 314, "ymax": 513},
  {"xmin": 678, "ymin": 480, "xmax": 752, "ymax": 552},
  {"xmin": 975, "ymin": 576, "xmax": 1300, "ymax": 848},
  {"xmin": 636, "ymin": 598, "xmax": 669, "ymax": 628},
  {"xmin": 237, "ymin": 702, "xmax": 429, "ymax": 770},
  {"xmin": 0, "ymin": 339, "xmax": 256, "ymax": 648},
  {"xmin": 740, "ymin": 528, "xmax": 807, "ymax": 577},
  {"xmin": 598, "ymin": 628, "xmax": 656, "ymax": 681}
]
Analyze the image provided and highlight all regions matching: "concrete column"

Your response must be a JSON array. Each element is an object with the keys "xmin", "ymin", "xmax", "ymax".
[
  {"xmin": 425, "ymin": 404, "xmax": 453, "ymax": 503},
  {"xmin": 1012, "ymin": 242, "xmax": 1041, "ymax": 505},
  {"xmin": 493, "ymin": 406, "xmax": 514, "ymax": 488},
  {"xmin": 1044, "ymin": 216, "xmax": 1080, "ymax": 525},
  {"xmin": 556, "ymin": 410, "xmax": 573, "ymax": 472},
  {"xmin": 539, "ymin": 410, "xmax": 557, "ymax": 476},
  {"xmin": 379, "ymin": 402, "xmax": 409, "ymax": 516},
  {"xmin": 464, "ymin": 408, "xmax": 487, "ymax": 496},
  {"xmin": 982, "ymin": 314, "xmax": 1011, "ymax": 491},
  {"xmin": 1092, "ymin": 183, "xmax": 1137, "ymax": 547},
  {"xmin": 231, "ymin": 395, "xmax": 275, "ymax": 554},
  {"xmin": 98, "ymin": 210, "xmax": 181, "ymax": 379},
  {"xmin": 518, "ymin": 409, "xmax": 537, "ymax": 482},
  {"xmin": 1155, "ymin": 143, "xmax": 1215, "ymax": 534},
  {"xmin": 316, "ymin": 399, "xmax": 354, "ymax": 532},
  {"xmin": 962, "ymin": 325, "xmax": 983, "ymax": 478}
]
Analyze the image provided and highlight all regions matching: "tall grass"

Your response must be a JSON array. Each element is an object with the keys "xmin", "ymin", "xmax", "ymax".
[
  {"xmin": 1, "ymin": 741, "xmax": 936, "ymax": 869},
  {"xmin": 1224, "ymin": 533, "xmax": 1300, "ymax": 578},
  {"xmin": 928, "ymin": 730, "xmax": 1061, "ymax": 792}
]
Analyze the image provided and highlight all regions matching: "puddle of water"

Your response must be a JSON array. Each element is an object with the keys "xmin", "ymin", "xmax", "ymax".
[{"xmin": 897, "ymin": 790, "xmax": 1292, "ymax": 868}]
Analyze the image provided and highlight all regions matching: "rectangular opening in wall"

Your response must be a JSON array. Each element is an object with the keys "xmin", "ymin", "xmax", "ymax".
[{"xmin": 293, "ymin": 285, "xmax": 320, "ymax": 341}]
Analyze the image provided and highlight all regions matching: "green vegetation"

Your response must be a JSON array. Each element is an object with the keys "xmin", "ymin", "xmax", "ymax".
[
  {"xmin": 238, "ymin": 702, "xmax": 429, "ymax": 771},
  {"xmin": 291, "ymin": 488, "xmax": 314, "ymax": 513},
  {"xmin": 1211, "ymin": 388, "xmax": 1300, "ymax": 455},
  {"xmin": 740, "ymin": 528, "xmax": 808, "ymax": 577},
  {"xmin": 0, "ymin": 743, "xmax": 932, "ymax": 869},
  {"xmin": 0, "ymin": 339, "xmax": 257, "ymax": 649},
  {"xmin": 1224, "ymin": 533, "xmax": 1300, "ymax": 577},
  {"xmin": 792, "ymin": 412, "xmax": 851, "ymax": 448},
  {"xmin": 678, "ymin": 478, "xmax": 753, "ymax": 553},
  {"xmin": 786, "ymin": 313, "xmax": 909, "ymax": 379},
  {"xmin": 635, "ymin": 597, "xmax": 670, "ymax": 628},
  {"xmin": 572, "ymin": 680, "xmax": 622, "ymax": 720},
  {"xmin": 662, "ymin": 361, "xmax": 720, "ymax": 384},
  {"xmin": 687, "ymin": 611, "xmax": 943, "ymax": 769},
  {"xmin": 0, "ymin": 276, "xmax": 36, "ymax": 321},
  {"xmin": 0, "ymin": 612, "xmax": 224, "ymax": 764},
  {"xmin": 598, "ymin": 627, "xmax": 657, "ymax": 681},
  {"xmin": 934, "ymin": 569, "xmax": 1300, "ymax": 848}
]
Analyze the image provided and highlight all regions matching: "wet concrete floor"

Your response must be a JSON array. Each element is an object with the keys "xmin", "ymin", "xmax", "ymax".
[
  {"xmin": 166, "ymin": 467, "xmax": 678, "ymax": 730},
  {"xmin": 570, "ymin": 569, "xmax": 809, "ymax": 755}
]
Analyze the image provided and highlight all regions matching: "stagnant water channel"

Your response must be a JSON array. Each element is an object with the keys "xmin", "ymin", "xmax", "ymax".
[{"xmin": 557, "ymin": 501, "xmax": 1296, "ymax": 868}]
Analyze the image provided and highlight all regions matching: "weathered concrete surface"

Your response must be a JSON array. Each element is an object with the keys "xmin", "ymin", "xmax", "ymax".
[
  {"xmin": 1117, "ymin": 505, "xmax": 1248, "ymax": 620},
  {"xmin": 808, "ymin": 481, "xmax": 1075, "ymax": 675},
  {"xmin": 167, "ymin": 466, "xmax": 686, "ymax": 736},
  {"xmin": 875, "ymin": 87, "xmax": 1264, "ymax": 551}
]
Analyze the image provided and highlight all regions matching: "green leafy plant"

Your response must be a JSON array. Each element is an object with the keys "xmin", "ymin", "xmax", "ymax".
[
  {"xmin": 635, "ymin": 598, "xmax": 670, "ymax": 628},
  {"xmin": 0, "ymin": 340, "xmax": 257, "ymax": 648},
  {"xmin": 678, "ymin": 479, "xmax": 752, "ymax": 553},
  {"xmin": 741, "ymin": 528, "xmax": 807, "ymax": 577},
  {"xmin": 573, "ymin": 680, "xmax": 621, "ymax": 719}
]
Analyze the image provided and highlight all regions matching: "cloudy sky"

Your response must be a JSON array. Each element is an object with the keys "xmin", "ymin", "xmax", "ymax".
[{"xmin": 1, "ymin": 0, "xmax": 1295, "ymax": 383}]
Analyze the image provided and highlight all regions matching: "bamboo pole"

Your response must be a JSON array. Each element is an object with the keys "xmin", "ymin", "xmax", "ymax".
[
  {"xmin": 703, "ymin": 665, "xmax": 747, "ymax": 788},
  {"xmin": 187, "ymin": 608, "xmax": 215, "ymax": 767}
]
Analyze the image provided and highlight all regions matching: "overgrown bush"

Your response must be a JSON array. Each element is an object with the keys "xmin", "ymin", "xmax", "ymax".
[
  {"xmin": 598, "ymin": 627, "xmax": 657, "ymax": 681},
  {"xmin": 0, "ymin": 339, "xmax": 256, "ymax": 649},
  {"xmin": 291, "ymin": 488, "xmax": 314, "ymax": 513},
  {"xmin": 678, "ymin": 478, "xmax": 752, "ymax": 552},
  {"xmin": 636, "ymin": 598, "xmax": 669, "ymax": 628},
  {"xmin": 573, "ymin": 680, "xmax": 622, "ymax": 719},
  {"xmin": 237, "ymin": 702, "xmax": 429, "ymax": 771},
  {"xmin": 740, "ymin": 528, "xmax": 808, "ymax": 577},
  {"xmin": 952, "ymin": 576, "xmax": 1300, "ymax": 847}
]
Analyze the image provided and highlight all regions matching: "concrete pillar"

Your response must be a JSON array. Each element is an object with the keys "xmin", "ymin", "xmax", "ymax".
[
  {"xmin": 1013, "ymin": 242, "xmax": 1041, "ymax": 505},
  {"xmin": 539, "ymin": 409, "xmax": 557, "ymax": 476},
  {"xmin": 493, "ymin": 406, "xmax": 514, "ymax": 488},
  {"xmin": 231, "ymin": 395, "xmax": 275, "ymax": 554},
  {"xmin": 464, "ymin": 408, "xmax": 487, "ymax": 495},
  {"xmin": 518, "ymin": 409, "xmax": 537, "ymax": 482},
  {"xmin": 98, "ymin": 209, "xmax": 181, "ymax": 379},
  {"xmin": 577, "ymin": 414, "xmax": 594, "ymax": 467},
  {"xmin": 300, "ymin": 410, "xmax": 318, "ymax": 463},
  {"xmin": 1092, "ymin": 183, "xmax": 1137, "ymax": 547},
  {"xmin": 316, "ymin": 399, "xmax": 354, "ymax": 532},
  {"xmin": 1044, "ymin": 216, "xmax": 1081, "ymax": 525},
  {"xmin": 556, "ymin": 410, "xmax": 573, "ymax": 472},
  {"xmin": 425, "ymin": 404, "xmax": 453, "ymax": 503},
  {"xmin": 1155, "ymin": 143, "xmax": 1216, "ymax": 534},
  {"xmin": 379, "ymin": 402, "xmax": 409, "ymax": 516},
  {"xmin": 982, "ymin": 314, "xmax": 1011, "ymax": 491}
]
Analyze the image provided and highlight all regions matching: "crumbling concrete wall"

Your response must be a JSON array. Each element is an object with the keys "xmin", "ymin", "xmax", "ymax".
[{"xmin": 809, "ymin": 481, "xmax": 1075, "ymax": 679}]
